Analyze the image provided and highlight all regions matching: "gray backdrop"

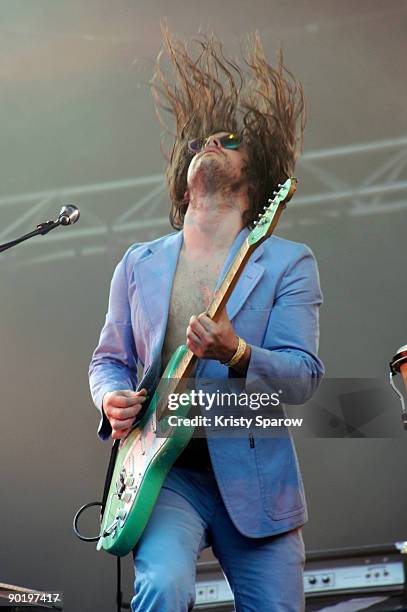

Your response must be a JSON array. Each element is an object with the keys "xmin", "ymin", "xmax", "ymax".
[{"xmin": 1, "ymin": 2, "xmax": 407, "ymax": 611}]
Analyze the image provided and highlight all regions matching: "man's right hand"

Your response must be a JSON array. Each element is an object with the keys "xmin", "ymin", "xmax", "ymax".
[{"xmin": 103, "ymin": 389, "xmax": 148, "ymax": 440}]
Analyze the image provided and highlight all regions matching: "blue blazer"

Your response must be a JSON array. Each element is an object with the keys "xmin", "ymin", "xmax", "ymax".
[{"xmin": 89, "ymin": 227, "xmax": 324, "ymax": 537}]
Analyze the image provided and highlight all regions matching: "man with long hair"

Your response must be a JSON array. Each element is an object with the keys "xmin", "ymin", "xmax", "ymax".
[{"xmin": 89, "ymin": 27, "xmax": 324, "ymax": 611}]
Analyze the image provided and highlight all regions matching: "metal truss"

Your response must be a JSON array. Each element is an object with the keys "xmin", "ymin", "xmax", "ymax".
[
  {"xmin": 291, "ymin": 135, "xmax": 407, "ymax": 227},
  {"xmin": 1, "ymin": 136, "xmax": 407, "ymax": 265}
]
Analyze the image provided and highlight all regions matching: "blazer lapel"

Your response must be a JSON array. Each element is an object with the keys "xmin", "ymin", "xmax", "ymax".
[{"xmin": 133, "ymin": 231, "xmax": 183, "ymax": 367}]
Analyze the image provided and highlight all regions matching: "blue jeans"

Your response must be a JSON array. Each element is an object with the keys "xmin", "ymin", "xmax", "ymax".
[{"xmin": 131, "ymin": 466, "xmax": 305, "ymax": 612}]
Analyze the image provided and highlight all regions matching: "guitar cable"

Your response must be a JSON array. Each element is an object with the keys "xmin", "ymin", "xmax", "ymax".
[
  {"xmin": 73, "ymin": 440, "xmax": 130, "ymax": 611},
  {"xmin": 73, "ymin": 502, "xmax": 130, "ymax": 611}
]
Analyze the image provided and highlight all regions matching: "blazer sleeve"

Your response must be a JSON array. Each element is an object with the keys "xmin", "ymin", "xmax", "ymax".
[
  {"xmin": 88, "ymin": 247, "xmax": 138, "ymax": 440},
  {"xmin": 245, "ymin": 243, "xmax": 325, "ymax": 404}
]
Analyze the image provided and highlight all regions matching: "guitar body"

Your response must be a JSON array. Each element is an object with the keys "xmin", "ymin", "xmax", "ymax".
[
  {"xmin": 99, "ymin": 345, "xmax": 195, "ymax": 556},
  {"xmin": 97, "ymin": 177, "xmax": 296, "ymax": 557}
]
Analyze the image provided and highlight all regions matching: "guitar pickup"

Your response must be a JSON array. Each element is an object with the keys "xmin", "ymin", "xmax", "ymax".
[
  {"xmin": 122, "ymin": 491, "xmax": 133, "ymax": 503},
  {"xmin": 124, "ymin": 476, "xmax": 135, "ymax": 487}
]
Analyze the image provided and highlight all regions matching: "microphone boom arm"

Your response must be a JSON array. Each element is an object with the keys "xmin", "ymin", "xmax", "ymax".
[{"xmin": 0, "ymin": 205, "xmax": 79, "ymax": 254}]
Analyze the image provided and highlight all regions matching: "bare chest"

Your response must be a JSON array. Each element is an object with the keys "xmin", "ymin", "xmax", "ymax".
[{"xmin": 161, "ymin": 250, "xmax": 227, "ymax": 368}]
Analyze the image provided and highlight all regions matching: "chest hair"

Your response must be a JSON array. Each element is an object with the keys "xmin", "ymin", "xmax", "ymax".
[{"xmin": 161, "ymin": 248, "xmax": 227, "ymax": 369}]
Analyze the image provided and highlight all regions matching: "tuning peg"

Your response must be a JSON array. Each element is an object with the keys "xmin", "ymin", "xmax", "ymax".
[{"xmin": 253, "ymin": 221, "xmax": 257, "ymax": 225}]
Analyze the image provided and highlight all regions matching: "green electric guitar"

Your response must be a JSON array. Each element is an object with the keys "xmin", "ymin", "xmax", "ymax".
[{"xmin": 97, "ymin": 177, "xmax": 297, "ymax": 556}]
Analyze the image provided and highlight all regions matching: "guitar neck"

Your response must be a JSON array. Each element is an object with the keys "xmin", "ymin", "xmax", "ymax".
[{"xmin": 207, "ymin": 237, "xmax": 253, "ymax": 321}]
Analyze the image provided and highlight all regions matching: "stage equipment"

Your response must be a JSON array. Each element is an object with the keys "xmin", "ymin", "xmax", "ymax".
[
  {"xmin": 194, "ymin": 544, "xmax": 407, "ymax": 611},
  {"xmin": 389, "ymin": 344, "xmax": 407, "ymax": 430},
  {"xmin": 0, "ymin": 204, "xmax": 80, "ymax": 254}
]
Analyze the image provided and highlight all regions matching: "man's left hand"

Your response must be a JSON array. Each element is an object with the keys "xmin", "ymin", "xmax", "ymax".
[{"xmin": 186, "ymin": 310, "xmax": 238, "ymax": 363}]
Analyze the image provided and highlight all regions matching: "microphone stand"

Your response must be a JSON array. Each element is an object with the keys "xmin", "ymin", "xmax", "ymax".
[{"xmin": 0, "ymin": 220, "xmax": 61, "ymax": 253}]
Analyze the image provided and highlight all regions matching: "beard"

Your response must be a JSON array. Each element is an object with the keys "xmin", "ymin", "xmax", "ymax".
[{"xmin": 190, "ymin": 155, "xmax": 247, "ymax": 196}]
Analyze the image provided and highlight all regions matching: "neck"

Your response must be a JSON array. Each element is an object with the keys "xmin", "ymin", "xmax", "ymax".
[{"xmin": 182, "ymin": 191, "xmax": 248, "ymax": 256}]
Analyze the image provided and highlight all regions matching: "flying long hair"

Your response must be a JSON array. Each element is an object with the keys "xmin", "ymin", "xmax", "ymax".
[{"xmin": 151, "ymin": 26, "xmax": 305, "ymax": 229}]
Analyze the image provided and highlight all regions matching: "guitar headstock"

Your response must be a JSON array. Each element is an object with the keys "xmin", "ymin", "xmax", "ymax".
[{"xmin": 247, "ymin": 177, "xmax": 297, "ymax": 246}]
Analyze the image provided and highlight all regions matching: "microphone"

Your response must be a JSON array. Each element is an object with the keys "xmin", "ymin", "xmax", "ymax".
[
  {"xmin": 0, "ymin": 204, "xmax": 81, "ymax": 253},
  {"xmin": 58, "ymin": 204, "xmax": 80, "ymax": 226}
]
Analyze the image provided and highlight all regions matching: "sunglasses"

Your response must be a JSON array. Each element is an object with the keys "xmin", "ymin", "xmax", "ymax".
[{"xmin": 187, "ymin": 133, "xmax": 243, "ymax": 154}]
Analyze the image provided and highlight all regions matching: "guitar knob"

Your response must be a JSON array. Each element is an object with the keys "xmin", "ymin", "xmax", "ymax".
[
  {"xmin": 125, "ymin": 476, "xmax": 135, "ymax": 487},
  {"xmin": 122, "ymin": 491, "xmax": 132, "ymax": 503},
  {"xmin": 116, "ymin": 508, "xmax": 127, "ymax": 521}
]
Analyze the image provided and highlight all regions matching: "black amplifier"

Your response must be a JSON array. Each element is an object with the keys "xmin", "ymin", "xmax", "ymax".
[{"xmin": 195, "ymin": 543, "xmax": 407, "ymax": 611}]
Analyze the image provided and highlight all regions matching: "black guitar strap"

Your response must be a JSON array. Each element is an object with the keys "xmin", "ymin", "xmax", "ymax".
[{"xmin": 100, "ymin": 439, "xmax": 120, "ymax": 520}]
